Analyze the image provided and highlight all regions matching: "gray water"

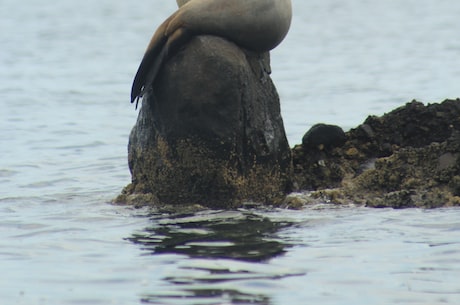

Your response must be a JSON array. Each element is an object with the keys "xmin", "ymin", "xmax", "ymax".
[{"xmin": 1, "ymin": 0, "xmax": 460, "ymax": 304}]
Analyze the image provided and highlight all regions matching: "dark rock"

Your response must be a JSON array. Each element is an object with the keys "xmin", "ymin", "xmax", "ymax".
[
  {"xmin": 116, "ymin": 35, "xmax": 292, "ymax": 208},
  {"xmin": 302, "ymin": 123, "xmax": 347, "ymax": 151},
  {"xmin": 290, "ymin": 124, "xmax": 347, "ymax": 190},
  {"xmin": 365, "ymin": 190, "xmax": 416, "ymax": 209},
  {"xmin": 348, "ymin": 99, "xmax": 460, "ymax": 156},
  {"xmin": 291, "ymin": 99, "xmax": 460, "ymax": 208}
]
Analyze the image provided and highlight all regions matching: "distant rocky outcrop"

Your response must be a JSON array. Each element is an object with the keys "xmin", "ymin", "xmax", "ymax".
[
  {"xmin": 288, "ymin": 99, "xmax": 460, "ymax": 209},
  {"xmin": 115, "ymin": 36, "xmax": 292, "ymax": 208}
]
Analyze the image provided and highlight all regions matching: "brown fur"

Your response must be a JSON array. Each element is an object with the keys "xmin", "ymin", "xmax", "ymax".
[{"xmin": 131, "ymin": 0, "xmax": 292, "ymax": 105}]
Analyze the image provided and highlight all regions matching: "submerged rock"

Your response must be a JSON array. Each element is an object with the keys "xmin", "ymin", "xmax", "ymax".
[
  {"xmin": 291, "ymin": 99, "xmax": 460, "ymax": 208},
  {"xmin": 116, "ymin": 36, "xmax": 292, "ymax": 208}
]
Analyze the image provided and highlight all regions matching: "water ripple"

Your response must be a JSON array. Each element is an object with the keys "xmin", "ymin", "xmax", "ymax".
[{"xmin": 2, "ymin": 0, "xmax": 460, "ymax": 304}]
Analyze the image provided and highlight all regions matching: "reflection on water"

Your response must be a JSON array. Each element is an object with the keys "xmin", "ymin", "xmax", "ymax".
[
  {"xmin": 2, "ymin": 0, "xmax": 460, "ymax": 303},
  {"xmin": 129, "ymin": 210, "xmax": 304, "ymax": 304},
  {"xmin": 130, "ymin": 210, "xmax": 292, "ymax": 261},
  {"xmin": 141, "ymin": 289, "xmax": 271, "ymax": 305}
]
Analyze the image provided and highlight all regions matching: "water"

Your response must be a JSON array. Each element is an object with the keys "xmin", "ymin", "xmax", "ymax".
[{"xmin": 1, "ymin": 0, "xmax": 460, "ymax": 304}]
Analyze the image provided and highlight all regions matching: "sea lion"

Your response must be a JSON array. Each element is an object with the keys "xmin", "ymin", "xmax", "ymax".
[{"xmin": 131, "ymin": 0, "xmax": 292, "ymax": 106}]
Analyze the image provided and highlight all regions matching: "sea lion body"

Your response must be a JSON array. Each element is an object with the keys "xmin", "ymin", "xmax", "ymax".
[
  {"xmin": 131, "ymin": 0, "xmax": 292, "ymax": 104},
  {"xmin": 174, "ymin": 0, "xmax": 292, "ymax": 52}
]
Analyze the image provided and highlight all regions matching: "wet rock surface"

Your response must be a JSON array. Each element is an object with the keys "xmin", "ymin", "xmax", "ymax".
[
  {"xmin": 116, "ymin": 35, "xmax": 292, "ymax": 208},
  {"xmin": 115, "ymin": 33, "xmax": 460, "ymax": 210},
  {"xmin": 291, "ymin": 99, "xmax": 460, "ymax": 208},
  {"xmin": 302, "ymin": 123, "xmax": 346, "ymax": 151}
]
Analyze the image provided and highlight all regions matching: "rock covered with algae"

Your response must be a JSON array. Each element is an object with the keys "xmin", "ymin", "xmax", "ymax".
[{"xmin": 288, "ymin": 99, "xmax": 460, "ymax": 209}]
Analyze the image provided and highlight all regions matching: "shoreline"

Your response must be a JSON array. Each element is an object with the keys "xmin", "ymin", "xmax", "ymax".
[{"xmin": 116, "ymin": 99, "xmax": 460, "ymax": 210}]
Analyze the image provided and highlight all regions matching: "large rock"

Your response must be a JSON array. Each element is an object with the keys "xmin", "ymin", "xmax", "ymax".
[{"xmin": 117, "ymin": 35, "xmax": 292, "ymax": 208}]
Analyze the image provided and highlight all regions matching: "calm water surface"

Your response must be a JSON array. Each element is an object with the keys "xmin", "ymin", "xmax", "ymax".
[{"xmin": 1, "ymin": 0, "xmax": 460, "ymax": 304}]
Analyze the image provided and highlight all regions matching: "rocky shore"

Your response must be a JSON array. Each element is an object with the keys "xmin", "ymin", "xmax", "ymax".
[
  {"xmin": 286, "ymin": 99, "xmax": 460, "ymax": 209},
  {"xmin": 117, "ymin": 98, "xmax": 460, "ymax": 209},
  {"xmin": 114, "ymin": 35, "xmax": 460, "ymax": 209}
]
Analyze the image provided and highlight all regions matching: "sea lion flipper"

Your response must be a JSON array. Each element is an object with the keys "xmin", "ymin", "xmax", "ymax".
[
  {"xmin": 130, "ymin": 10, "xmax": 191, "ymax": 106},
  {"xmin": 131, "ymin": 25, "xmax": 192, "ymax": 105},
  {"xmin": 131, "ymin": 34, "xmax": 167, "ymax": 104},
  {"xmin": 130, "ymin": 14, "xmax": 177, "ymax": 105},
  {"xmin": 137, "ymin": 42, "xmax": 169, "ymax": 102}
]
